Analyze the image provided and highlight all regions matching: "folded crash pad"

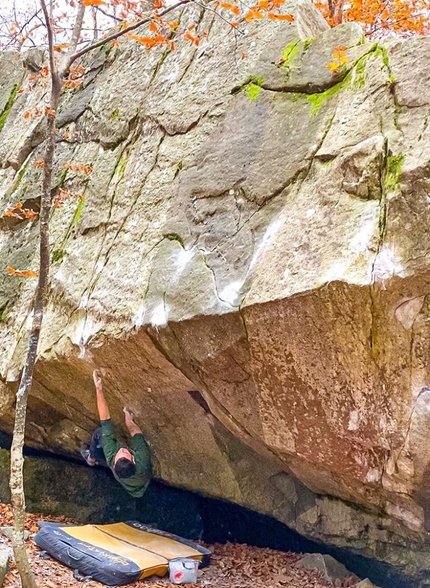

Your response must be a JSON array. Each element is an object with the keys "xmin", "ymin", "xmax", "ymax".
[{"xmin": 35, "ymin": 521, "xmax": 211, "ymax": 586}]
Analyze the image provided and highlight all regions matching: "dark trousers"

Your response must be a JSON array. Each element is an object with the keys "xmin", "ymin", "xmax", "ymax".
[{"xmin": 89, "ymin": 427, "xmax": 107, "ymax": 465}]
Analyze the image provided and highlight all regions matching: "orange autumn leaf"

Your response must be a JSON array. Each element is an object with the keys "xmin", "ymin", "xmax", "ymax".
[
  {"xmin": 54, "ymin": 43, "xmax": 70, "ymax": 52},
  {"xmin": 169, "ymin": 21, "xmax": 179, "ymax": 29},
  {"xmin": 64, "ymin": 162, "xmax": 93, "ymax": 175},
  {"xmin": 267, "ymin": 12, "xmax": 294, "ymax": 20},
  {"xmin": 149, "ymin": 21, "xmax": 158, "ymax": 32},
  {"xmin": 130, "ymin": 34, "xmax": 161, "ymax": 47},
  {"xmin": 64, "ymin": 79, "xmax": 82, "ymax": 89},
  {"xmin": 220, "ymin": 2, "xmax": 241, "ymax": 15},
  {"xmin": 184, "ymin": 31, "xmax": 200, "ymax": 45},
  {"xmin": 54, "ymin": 188, "xmax": 84, "ymax": 208},
  {"xmin": 80, "ymin": 0, "xmax": 105, "ymax": 5},
  {"xmin": 326, "ymin": 45, "xmax": 349, "ymax": 73},
  {"xmin": 312, "ymin": 0, "xmax": 428, "ymax": 37},
  {"xmin": 271, "ymin": 0, "xmax": 287, "ymax": 7},
  {"xmin": 44, "ymin": 106, "xmax": 56, "ymax": 118},
  {"xmin": 7, "ymin": 266, "xmax": 38, "ymax": 278},
  {"xmin": 33, "ymin": 159, "xmax": 45, "ymax": 168}
]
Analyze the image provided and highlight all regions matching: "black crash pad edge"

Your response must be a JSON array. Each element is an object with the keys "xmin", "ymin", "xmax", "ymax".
[
  {"xmin": 34, "ymin": 524, "xmax": 141, "ymax": 586},
  {"xmin": 35, "ymin": 521, "xmax": 212, "ymax": 585}
]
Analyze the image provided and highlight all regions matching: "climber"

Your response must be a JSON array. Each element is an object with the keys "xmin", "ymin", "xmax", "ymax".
[{"xmin": 80, "ymin": 369, "xmax": 152, "ymax": 498}]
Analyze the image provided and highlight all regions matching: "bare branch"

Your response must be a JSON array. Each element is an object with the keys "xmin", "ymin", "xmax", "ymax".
[
  {"xmin": 91, "ymin": 6, "xmax": 98, "ymax": 40},
  {"xmin": 1, "ymin": 8, "xmax": 43, "ymax": 50},
  {"xmin": 61, "ymin": 2, "xmax": 86, "ymax": 73},
  {"xmin": 40, "ymin": 0, "xmax": 56, "ymax": 77},
  {"xmin": 191, "ymin": 0, "xmax": 245, "ymax": 34},
  {"xmin": 68, "ymin": 0, "xmax": 193, "ymax": 66},
  {"xmin": 95, "ymin": 5, "xmax": 122, "ymax": 23}
]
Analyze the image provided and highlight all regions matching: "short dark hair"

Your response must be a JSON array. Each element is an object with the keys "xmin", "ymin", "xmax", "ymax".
[{"xmin": 114, "ymin": 457, "xmax": 136, "ymax": 479}]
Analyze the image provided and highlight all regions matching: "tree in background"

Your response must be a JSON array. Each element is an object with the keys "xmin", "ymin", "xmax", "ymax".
[
  {"xmin": 0, "ymin": 0, "xmax": 294, "ymax": 586},
  {"xmin": 313, "ymin": 0, "xmax": 429, "ymax": 37}
]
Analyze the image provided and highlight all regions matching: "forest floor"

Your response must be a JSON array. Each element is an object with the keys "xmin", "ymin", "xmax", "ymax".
[{"xmin": 0, "ymin": 503, "xmax": 361, "ymax": 588}]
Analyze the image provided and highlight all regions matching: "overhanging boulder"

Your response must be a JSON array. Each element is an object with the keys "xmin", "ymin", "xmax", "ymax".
[{"xmin": 1, "ymin": 0, "xmax": 430, "ymax": 583}]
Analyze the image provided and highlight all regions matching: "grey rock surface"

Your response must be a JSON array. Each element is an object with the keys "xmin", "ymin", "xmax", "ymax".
[
  {"xmin": 0, "ymin": 549, "xmax": 8, "ymax": 587},
  {"xmin": 0, "ymin": 527, "xmax": 30, "ymax": 541},
  {"xmin": 298, "ymin": 553, "xmax": 352, "ymax": 581},
  {"xmin": 353, "ymin": 580, "xmax": 380, "ymax": 588},
  {"xmin": 0, "ymin": 0, "xmax": 430, "ymax": 583}
]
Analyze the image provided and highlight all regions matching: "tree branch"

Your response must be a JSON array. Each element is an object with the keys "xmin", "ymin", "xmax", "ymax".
[
  {"xmin": 1, "ymin": 8, "xmax": 43, "ymax": 50},
  {"xmin": 62, "ymin": 3, "xmax": 86, "ymax": 74},
  {"xmin": 67, "ymin": 0, "xmax": 192, "ymax": 67},
  {"xmin": 96, "ymin": 5, "xmax": 122, "ymax": 23},
  {"xmin": 40, "ymin": 0, "xmax": 56, "ymax": 81},
  {"xmin": 191, "ymin": 0, "xmax": 244, "ymax": 34}
]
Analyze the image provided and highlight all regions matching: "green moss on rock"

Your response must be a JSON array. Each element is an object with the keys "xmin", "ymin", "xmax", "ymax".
[
  {"xmin": 52, "ymin": 197, "xmax": 86, "ymax": 264},
  {"xmin": 307, "ymin": 79, "xmax": 348, "ymax": 116},
  {"xmin": 232, "ymin": 76, "xmax": 264, "ymax": 101},
  {"xmin": 113, "ymin": 151, "xmax": 128, "ymax": 178},
  {"xmin": 280, "ymin": 40, "xmax": 300, "ymax": 68},
  {"xmin": 164, "ymin": 233, "xmax": 185, "ymax": 248},
  {"xmin": 109, "ymin": 108, "xmax": 120, "ymax": 120},
  {"xmin": 51, "ymin": 249, "xmax": 64, "ymax": 263},
  {"xmin": 353, "ymin": 56, "xmax": 367, "ymax": 89},
  {"xmin": 0, "ymin": 84, "xmax": 19, "ymax": 133},
  {"xmin": 246, "ymin": 83, "xmax": 262, "ymax": 101},
  {"xmin": 385, "ymin": 153, "xmax": 404, "ymax": 192},
  {"xmin": 0, "ymin": 302, "xmax": 8, "ymax": 322},
  {"xmin": 305, "ymin": 42, "xmax": 395, "ymax": 116}
]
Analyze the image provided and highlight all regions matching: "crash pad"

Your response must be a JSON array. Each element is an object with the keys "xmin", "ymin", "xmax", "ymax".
[{"xmin": 35, "ymin": 521, "xmax": 211, "ymax": 586}]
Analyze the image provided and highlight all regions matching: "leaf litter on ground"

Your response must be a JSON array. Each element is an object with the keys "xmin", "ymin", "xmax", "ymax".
[{"xmin": 0, "ymin": 502, "xmax": 359, "ymax": 588}]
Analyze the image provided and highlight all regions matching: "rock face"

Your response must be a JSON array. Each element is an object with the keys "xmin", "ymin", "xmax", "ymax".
[
  {"xmin": 0, "ymin": 448, "xmax": 136, "ymax": 522},
  {"xmin": 0, "ymin": 549, "xmax": 9, "ymax": 588},
  {"xmin": 1, "ymin": 0, "xmax": 430, "ymax": 583},
  {"xmin": 298, "ymin": 553, "xmax": 354, "ymax": 582}
]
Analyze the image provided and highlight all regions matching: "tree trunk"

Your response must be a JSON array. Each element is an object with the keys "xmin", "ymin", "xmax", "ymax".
[
  {"xmin": 327, "ymin": 0, "xmax": 344, "ymax": 24},
  {"xmin": 9, "ymin": 73, "xmax": 61, "ymax": 588}
]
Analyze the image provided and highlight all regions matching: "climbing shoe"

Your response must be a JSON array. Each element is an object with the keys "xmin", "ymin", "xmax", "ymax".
[{"xmin": 80, "ymin": 447, "xmax": 97, "ymax": 466}]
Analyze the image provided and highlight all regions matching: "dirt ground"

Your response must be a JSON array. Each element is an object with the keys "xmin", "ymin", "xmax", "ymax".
[{"xmin": 0, "ymin": 503, "xmax": 360, "ymax": 588}]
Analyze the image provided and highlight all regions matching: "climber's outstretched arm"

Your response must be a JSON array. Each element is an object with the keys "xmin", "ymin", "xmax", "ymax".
[{"xmin": 93, "ymin": 369, "xmax": 110, "ymax": 421}]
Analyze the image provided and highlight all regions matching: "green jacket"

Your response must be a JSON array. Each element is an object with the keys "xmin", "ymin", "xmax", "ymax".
[{"xmin": 101, "ymin": 419, "xmax": 152, "ymax": 498}]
